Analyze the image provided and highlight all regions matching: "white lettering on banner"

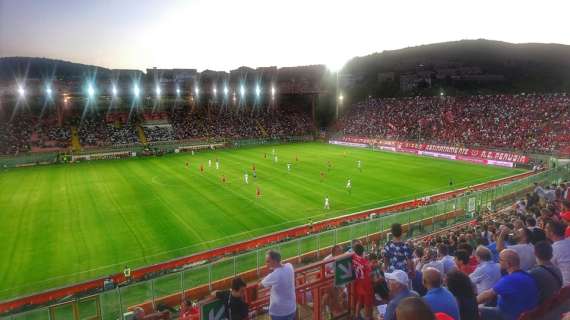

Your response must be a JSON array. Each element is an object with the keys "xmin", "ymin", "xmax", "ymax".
[
  {"xmin": 339, "ymin": 136, "xmax": 528, "ymax": 164},
  {"xmin": 329, "ymin": 140, "xmax": 368, "ymax": 148}
]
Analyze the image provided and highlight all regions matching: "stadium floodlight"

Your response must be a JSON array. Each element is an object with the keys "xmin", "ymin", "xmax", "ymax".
[
  {"xmin": 18, "ymin": 86, "xmax": 25, "ymax": 98},
  {"xmin": 255, "ymin": 85, "xmax": 261, "ymax": 97},
  {"xmin": 213, "ymin": 86, "xmax": 217, "ymax": 96},
  {"xmin": 440, "ymin": 91, "xmax": 445, "ymax": 96},
  {"xmin": 224, "ymin": 86, "xmax": 229, "ymax": 96},
  {"xmin": 87, "ymin": 84, "xmax": 95, "ymax": 98},
  {"xmin": 339, "ymin": 94, "xmax": 344, "ymax": 101},
  {"xmin": 155, "ymin": 85, "xmax": 161, "ymax": 97},
  {"xmin": 195, "ymin": 86, "xmax": 200, "ymax": 95},
  {"xmin": 112, "ymin": 85, "xmax": 118, "ymax": 97},
  {"xmin": 271, "ymin": 86, "xmax": 276, "ymax": 96},
  {"xmin": 46, "ymin": 86, "xmax": 52, "ymax": 97},
  {"xmin": 240, "ymin": 85, "xmax": 245, "ymax": 98},
  {"xmin": 176, "ymin": 87, "xmax": 181, "ymax": 96},
  {"xmin": 133, "ymin": 84, "xmax": 140, "ymax": 98}
]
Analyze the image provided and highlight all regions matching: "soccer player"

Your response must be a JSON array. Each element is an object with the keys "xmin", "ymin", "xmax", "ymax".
[
  {"xmin": 200, "ymin": 164, "xmax": 204, "ymax": 173},
  {"xmin": 327, "ymin": 160, "xmax": 332, "ymax": 172},
  {"xmin": 185, "ymin": 160, "xmax": 189, "ymax": 168},
  {"xmin": 320, "ymin": 171, "xmax": 325, "ymax": 182},
  {"xmin": 287, "ymin": 163, "xmax": 291, "ymax": 173},
  {"xmin": 208, "ymin": 159, "xmax": 212, "ymax": 167},
  {"xmin": 324, "ymin": 196, "xmax": 330, "ymax": 210},
  {"xmin": 253, "ymin": 170, "xmax": 257, "ymax": 179},
  {"xmin": 256, "ymin": 186, "xmax": 262, "ymax": 198},
  {"xmin": 244, "ymin": 172, "xmax": 249, "ymax": 184},
  {"xmin": 295, "ymin": 155, "xmax": 299, "ymax": 162},
  {"xmin": 191, "ymin": 150, "xmax": 195, "ymax": 156},
  {"xmin": 357, "ymin": 160, "xmax": 362, "ymax": 172},
  {"xmin": 215, "ymin": 159, "xmax": 220, "ymax": 170},
  {"xmin": 274, "ymin": 155, "xmax": 278, "ymax": 163},
  {"xmin": 449, "ymin": 178, "xmax": 453, "ymax": 186},
  {"xmin": 346, "ymin": 178, "xmax": 352, "ymax": 194},
  {"xmin": 221, "ymin": 175, "xmax": 226, "ymax": 183},
  {"xmin": 264, "ymin": 153, "xmax": 267, "ymax": 159},
  {"xmin": 252, "ymin": 163, "xmax": 256, "ymax": 171}
]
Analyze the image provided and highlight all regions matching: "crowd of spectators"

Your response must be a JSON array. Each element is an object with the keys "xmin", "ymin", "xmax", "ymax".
[
  {"xmin": 319, "ymin": 179, "xmax": 570, "ymax": 320},
  {"xmin": 170, "ymin": 108, "xmax": 313, "ymax": 141},
  {"xmin": 0, "ymin": 114, "xmax": 34, "ymax": 155},
  {"xmin": 0, "ymin": 106, "xmax": 313, "ymax": 154},
  {"xmin": 143, "ymin": 125, "xmax": 176, "ymax": 142},
  {"xmin": 340, "ymin": 94, "xmax": 570, "ymax": 154}
]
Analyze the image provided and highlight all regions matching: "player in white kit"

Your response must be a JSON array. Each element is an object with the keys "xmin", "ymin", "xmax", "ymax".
[
  {"xmin": 244, "ymin": 173, "xmax": 249, "ymax": 184},
  {"xmin": 324, "ymin": 196, "xmax": 330, "ymax": 210}
]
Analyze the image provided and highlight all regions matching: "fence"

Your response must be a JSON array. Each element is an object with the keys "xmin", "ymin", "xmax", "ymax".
[{"xmin": 2, "ymin": 164, "xmax": 569, "ymax": 320}]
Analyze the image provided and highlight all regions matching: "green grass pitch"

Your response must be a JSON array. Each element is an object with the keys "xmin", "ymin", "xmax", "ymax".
[{"xmin": 0, "ymin": 142, "xmax": 524, "ymax": 300}]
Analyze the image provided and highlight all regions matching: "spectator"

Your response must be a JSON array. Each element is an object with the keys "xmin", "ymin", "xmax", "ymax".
[
  {"xmin": 469, "ymin": 246, "xmax": 501, "ymax": 294},
  {"xmin": 526, "ymin": 217, "xmax": 546, "ymax": 244},
  {"xmin": 437, "ymin": 244, "xmax": 456, "ymax": 274},
  {"xmin": 422, "ymin": 267, "xmax": 461, "ymax": 320},
  {"xmin": 454, "ymin": 250, "xmax": 475, "ymax": 274},
  {"xmin": 496, "ymin": 227, "xmax": 536, "ymax": 271},
  {"xmin": 528, "ymin": 241, "xmax": 563, "ymax": 304},
  {"xmin": 446, "ymin": 270, "xmax": 480, "ymax": 320},
  {"xmin": 421, "ymin": 248, "xmax": 445, "ymax": 274},
  {"xmin": 396, "ymin": 296, "xmax": 436, "ymax": 320},
  {"xmin": 352, "ymin": 243, "xmax": 373, "ymax": 320},
  {"xmin": 382, "ymin": 223, "xmax": 414, "ymax": 274},
  {"xmin": 179, "ymin": 299, "xmax": 198, "ymax": 320},
  {"xmin": 560, "ymin": 200, "xmax": 570, "ymax": 237},
  {"xmin": 323, "ymin": 245, "xmax": 343, "ymax": 275},
  {"xmin": 213, "ymin": 277, "xmax": 249, "ymax": 320},
  {"xmin": 477, "ymin": 249, "xmax": 538, "ymax": 320},
  {"xmin": 261, "ymin": 250, "xmax": 296, "ymax": 320},
  {"xmin": 545, "ymin": 220, "xmax": 570, "ymax": 286},
  {"xmin": 384, "ymin": 270, "xmax": 418, "ymax": 320}
]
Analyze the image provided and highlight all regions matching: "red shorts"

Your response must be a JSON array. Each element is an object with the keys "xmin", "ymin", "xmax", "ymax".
[{"xmin": 354, "ymin": 281, "xmax": 373, "ymax": 307}]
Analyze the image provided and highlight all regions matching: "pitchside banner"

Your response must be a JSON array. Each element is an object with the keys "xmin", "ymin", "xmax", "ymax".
[{"xmin": 339, "ymin": 136, "xmax": 528, "ymax": 164}]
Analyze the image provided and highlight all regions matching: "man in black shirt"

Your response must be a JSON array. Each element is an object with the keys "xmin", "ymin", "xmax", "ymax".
[
  {"xmin": 526, "ymin": 217, "xmax": 546, "ymax": 245},
  {"xmin": 213, "ymin": 277, "xmax": 249, "ymax": 320}
]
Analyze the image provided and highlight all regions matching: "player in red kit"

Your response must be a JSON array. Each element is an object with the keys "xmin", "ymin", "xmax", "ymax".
[{"xmin": 256, "ymin": 186, "xmax": 262, "ymax": 198}]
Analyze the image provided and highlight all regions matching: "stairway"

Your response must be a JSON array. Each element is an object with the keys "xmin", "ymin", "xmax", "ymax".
[
  {"xmin": 255, "ymin": 120, "xmax": 269, "ymax": 137},
  {"xmin": 136, "ymin": 125, "xmax": 148, "ymax": 145},
  {"xmin": 70, "ymin": 127, "xmax": 81, "ymax": 152}
]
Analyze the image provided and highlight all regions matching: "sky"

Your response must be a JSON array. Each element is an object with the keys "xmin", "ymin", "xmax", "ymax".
[{"xmin": 1, "ymin": 0, "xmax": 569, "ymax": 72}]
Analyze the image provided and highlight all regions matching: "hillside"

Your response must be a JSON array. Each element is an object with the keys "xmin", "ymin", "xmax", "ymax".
[
  {"xmin": 342, "ymin": 39, "xmax": 570, "ymax": 97},
  {"xmin": 0, "ymin": 57, "xmax": 141, "ymax": 81}
]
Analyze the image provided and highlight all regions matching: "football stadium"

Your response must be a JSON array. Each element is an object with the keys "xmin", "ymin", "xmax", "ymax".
[{"xmin": 1, "ymin": 2, "xmax": 570, "ymax": 320}]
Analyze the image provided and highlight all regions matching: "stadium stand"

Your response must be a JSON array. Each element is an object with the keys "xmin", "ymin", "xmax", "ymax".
[{"xmin": 340, "ymin": 94, "xmax": 570, "ymax": 154}]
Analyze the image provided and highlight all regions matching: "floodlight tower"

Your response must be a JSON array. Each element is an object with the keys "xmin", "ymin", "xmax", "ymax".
[
  {"xmin": 18, "ymin": 85, "xmax": 25, "ymax": 99},
  {"xmin": 112, "ymin": 85, "xmax": 118, "ymax": 98}
]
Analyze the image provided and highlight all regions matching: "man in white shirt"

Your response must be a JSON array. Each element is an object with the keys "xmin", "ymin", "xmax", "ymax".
[
  {"xmin": 546, "ymin": 221, "xmax": 570, "ymax": 286},
  {"xmin": 261, "ymin": 250, "xmax": 296, "ymax": 320},
  {"xmin": 497, "ymin": 227, "xmax": 536, "ymax": 271},
  {"xmin": 436, "ymin": 244, "xmax": 456, "ymax": 274},
  {"xmin": 469, "ymin": 246, "xmax": 501, "ymax": 294}
]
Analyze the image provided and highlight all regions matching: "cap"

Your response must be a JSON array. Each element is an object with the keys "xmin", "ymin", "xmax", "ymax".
[{"xmin": 384, "ymin": 270, "xmax": 409, "ymax": 286}]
